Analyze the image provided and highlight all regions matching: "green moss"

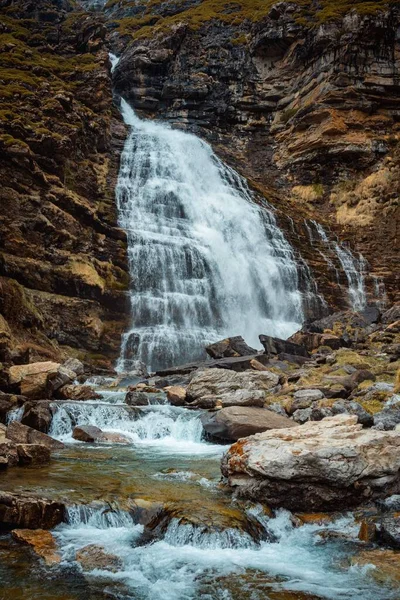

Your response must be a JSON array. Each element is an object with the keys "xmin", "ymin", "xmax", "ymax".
[
  {"xmin": 312, "ymin": 183, "xmax": 324, "ymax": 197},
  {"xmin": 281, "ymin": 107, "xmax": 299, "ymax": 123},
  {"xmin": 112, "ymin": 0, "xmax": 394, "ymax": 40},
  {"xmin": 0, "ymin": 133, "xmax": 29, "ymax": 149}
]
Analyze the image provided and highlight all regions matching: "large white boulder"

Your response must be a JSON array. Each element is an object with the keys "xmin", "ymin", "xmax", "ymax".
[{"xmin": 222, "ymin": 415, "xmax": 400, "ymax": 511}]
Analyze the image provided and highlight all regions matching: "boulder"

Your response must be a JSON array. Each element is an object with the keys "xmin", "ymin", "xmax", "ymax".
[
  {"xmin": 6, "ymin": 421, "xmax": 64, "ymax": 450},
  {"xmin": 0, "ymin": 492, "xmax": 65, "ymax": 529},
  {"xmin": 46, "ymin": 366, "xmax": 76, "ymax": 395},
  {"xmin": 205, "ymin": 336, "xmax": 258, "ymax": 359},
  {"xmin": 62, "ymin": 358, "xmax": 84, "ymax": 376},
  {"xmin": 289, "ymin": 331, "xmax": 342, "ymax": 352},
  {"xmin": 376, "ymin": 516, "xmax": 400, "ymax": 549},
  {"xmin": 382, "ymin": 303, "xmax": 400, "ymax": 325},
  {"xmin": 331, "ymin": 400, "xmax": 373, "ymax": 427},
  {"xmin": 164, "ymin": 385, "xmax": 187, "ymax": 406},
  {"xmin": 76, "ymin": 544, "xmax": 122, "ymax": 572},
  {"xmin": 259, "ymin": 334, "xmax": 309, "ymax": 358},
  {"xmin": 0, "ymin": 425, "xmax": 19, "ymax": 468},
  {"xmin": 8, "ymin": 362, "xmax": 60, "ymax": 398},
  {"xmin": 201, "ymin": 406, "xmax": 295, "ymax": 442},
  {"xmin": 125, "ymin": 390, "xmax": 150, "ymax": 406},
  {"xmin": 12, "ymin": 529, "xmax": 60, "ymax": 565},
  {"xmin": 192, "ymin": 389, "xmax": 266, "ymax": 409},
  {"xmin": 55, "ymin": 384, "xmax": 101, "ymax": 401},
  {"xmin": 72, "ymin": 425, "xmax": 130, "ymax": 444},
  {"xmin": 187, "ymin": 368, "xmax": 281, "ymax": 403},
  {"xmin": 21, "ymin": 401, "xmax": 52, "ymax": 433},
  {"xmin": 374, "ymin": 408, "xmax": 400, "ymax": 430},
  {"xmin": 72, "ymin": 425, "xmax": 103, "ymax": 442},
  {"xmin": 16, "ymin": 444, "xmax": 51, "ymax": 465},
  {"xmin": 222, "ymin": 415, "xmax": 400, "ymax": 511}
]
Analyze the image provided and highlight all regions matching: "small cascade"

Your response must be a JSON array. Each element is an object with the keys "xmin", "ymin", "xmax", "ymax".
[
  {"xmin": 116, "ymin": 100, "xmax": 307, "ymax": 371},
  {"xmin": 49, "ymin": 399, "xmax": 209, "ymax": 452},
  {"xmin": 306, "ymin": 220, "xmax": 368, "ymax": 311},
  {"xmin": 66, "ymin": 504, "xmax": 135, "ymax": 529},
  {"xmin": 161, "ymin": 518, "xmax": 257, "ymax": 550},
  {"xmin": 371, "ymin": 275, "xmax": 388, "ymax": 309},
  {"xmin": 6, "ymin": 405, "xmax": 24, "ymax": 424},
  {"xmin": 333, "ymin": 243, "xmax": 367, "ymax": 311}
]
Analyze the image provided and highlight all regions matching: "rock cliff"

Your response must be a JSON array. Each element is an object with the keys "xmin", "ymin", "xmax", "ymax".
[
  {"xmin": 0, "ymin": 0, "xmax": 129, "ymax": 370},
  {"xmin": 109, "ymin": 0, "xmax": 400, "ymax": 307}
]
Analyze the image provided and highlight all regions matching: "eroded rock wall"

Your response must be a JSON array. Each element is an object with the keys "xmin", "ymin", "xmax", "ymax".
[{"xmin": 0, "ymin": 0, "xmax": 129, "ymax": 370}]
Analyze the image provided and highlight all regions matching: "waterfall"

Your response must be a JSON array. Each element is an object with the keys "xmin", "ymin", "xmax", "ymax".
[
  {"xmin": 307, "ymin": 220, "xmax": 368, "ymax": 311},
  {"xmin": 116, "ymin": 100, "xmax": 305, "ymax": 371},
  {"xmin": 333, "ymin": 243, "xmax": 367, "ymax": 311}
]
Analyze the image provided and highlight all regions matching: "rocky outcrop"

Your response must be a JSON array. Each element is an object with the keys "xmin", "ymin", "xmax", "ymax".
[
  {"xmin": 222, "ymin": 415, "xmax": 400, "ymax": 511},
  {"xmin": 6, "ymin": 421, "xmax": 64, "ymax": 451},
  {"xmin": 0, "ymin": 0, "xmax": 130, "ymax": 372},
  {"xmin": 202, "ymin": 405, "xmax": 295, "ymax": 442},
  {"xmin": 0, "ymin": 492, "xmax": 65, "ymax": 529}
]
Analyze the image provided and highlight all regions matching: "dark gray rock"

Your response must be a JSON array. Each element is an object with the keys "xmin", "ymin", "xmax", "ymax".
[
  {"xmin": 332, "ymin": 400, "xmax": 373, "ymax": 427},
  {"xmin": 205, "ymin": 336, "xmax": 258, "ymax": 359},
  {"xmin": 259, "ymin": 335, "xmax": 309, "ymax": 358}
]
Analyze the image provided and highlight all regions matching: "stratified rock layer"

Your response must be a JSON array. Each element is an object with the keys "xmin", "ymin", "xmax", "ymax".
[{"xmin": 222, "ymin": 415, "xmax": 400, "ymax": 510}]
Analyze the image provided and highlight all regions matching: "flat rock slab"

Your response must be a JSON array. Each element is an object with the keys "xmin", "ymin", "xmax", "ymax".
[
  {"xmin": 222, "ymin": 415, "xmax": 400, "ymax": 511},
  {"xmin": 201, "ymin": 406, "xmax": 295, "ymax": 442},
  {"xmin": 12, "ymin": 529, "xmax": 60, "ymax": 565},
  {"xmin": 187, "ymin": 368, "xmax": 281, "ymax": 403}
]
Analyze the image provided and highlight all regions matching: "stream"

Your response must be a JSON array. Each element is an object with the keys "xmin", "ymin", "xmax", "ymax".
[{"xmin": 0, "ymin": 385, "xmax": 397, "ymax": 600}]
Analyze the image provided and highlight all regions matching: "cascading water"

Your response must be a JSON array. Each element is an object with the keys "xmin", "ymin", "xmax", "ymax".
[
  {"xmin": 305, "ymin": 220, "xmax": 368, "ymax": 311},
  {"xmin": 116, "ymin": 100, "xmax": 305, "ymax": 371}
]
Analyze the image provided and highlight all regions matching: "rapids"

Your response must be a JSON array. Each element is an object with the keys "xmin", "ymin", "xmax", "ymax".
[{"xmin": 0, "ymin": 387, "xmax": 398, "ymax": 600}]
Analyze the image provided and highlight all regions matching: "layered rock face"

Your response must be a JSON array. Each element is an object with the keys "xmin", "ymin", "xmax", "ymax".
[
  {"xmin": 222, "ymin": 414, "xmax": 400, "ymax": 511},
  {"xmin": 110, "ymin": 0, "xmax": 400, "ymax": 306},
  {"xmin": 0, "ymin": 0, "xmax": 130, "ymax": 371}
]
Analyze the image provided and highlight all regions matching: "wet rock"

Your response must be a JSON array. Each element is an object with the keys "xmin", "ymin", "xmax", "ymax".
[
  {"xmin": 21, "ymin": 401, "xmax": 52, "ymax": 433},
  {"xmin": 16, "ymin": 443, "xmax": 51, "ymax": 465},
  {"xmin": 382, "ymin": 304, "xmax": 400, "ymax": 325},
  {"xmin": 75, "ymin": 544, "xmax": 122, "ymax": 572},
  {"xmin": 350, "ymin": 549, "xmax": 400, "ymax": 585},
  {"xmin": 205, "ymin": 336, "xmax": 258, "ymax": 359},
  {"xmin": 72, "ymin": 425, "xmax": 130, "ymax": 444},
  {"xmin": 125, "ymin": 390, "xmax": 150, "ymax": 406},
  {"xmin": 72, "ymin": 425, "xmax": 103, "ymax": 442},
  {"xmin": 0, "ymin": 425, "xmax": 19, "ymax": 468},
  {"xmin": 259, "ymin": 334, "xmax": 309, "ymax": 358},
  {"xmin": 222, "ymin": 415, "xmax": 400, "ymax": 511},
  {"xmin": 55, "ymin": 384, "xmax": 101, "ymax": 401},
  {"xmin": 6, "ymin": 421, "xmax": 64, "ymax": 450},
  {"xmin": 0, "ymin": 492, "xmax": 65, "ymax": 529},
  {"xmin": 376, "ymin": 516, "xmax": 400, "ymax": 549},
  {"xmin": 187, "ymin": 368, "xmax": 281, "ymax": 403},
  {"xmin": 165, "ymin": 385, "xmax": 186, "ymax": 406},
  {"xmin": 376, "ymin": 494, "xmax": 400, "ymax": 512},
  {"xmin": 12, "ymin": 529, "xmax": 60, "ymax": 565},
  {"xmin": 331, "ymin": 400, "xmax": 373, "ymax": 427},
  {"xmin": 358, "ymin": 519, "xmax": 377, "ymax": 543},
  {"xmin": 201, "ymin": 406, "xmax": 295, "ymax": 442}
]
